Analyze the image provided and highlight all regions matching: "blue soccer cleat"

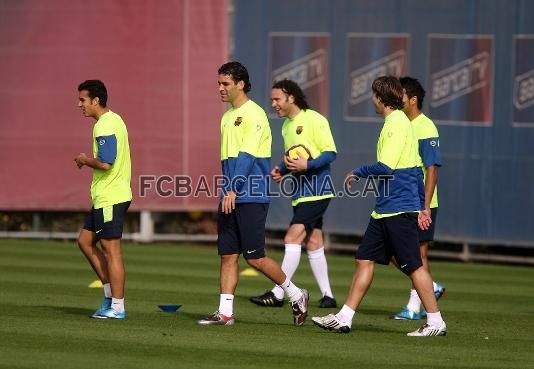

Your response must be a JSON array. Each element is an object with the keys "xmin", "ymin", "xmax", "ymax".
[
  {"xmin": 90, "ymin": 297, "xmax": 112, "ymax": 319},
  {"xmin": 434, "ymin": 283, "xmax": 446, "ymax": 300},
  {"xmin": 420, "ymin": 283, "xmax": 446, "ymax": 318},
  {"xmin": 98, "ymin": 307, "xmax": 127, "ymax": 319},
  {"xmin": 391, "ymin": 306, "xmax": 422, "ymax": 320}
]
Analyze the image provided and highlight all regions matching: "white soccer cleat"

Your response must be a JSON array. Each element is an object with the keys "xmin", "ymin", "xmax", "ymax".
[
  {"xmin": 312, "ymin": 314, "xmax": 351, "ymax": 333},
  {"xmin": 407, "ymin": 321, "xmax": 447, "ymax": 336},
  {"xmin": 291, "ymin": 289, "xmax": 309, "ymax": 326}
]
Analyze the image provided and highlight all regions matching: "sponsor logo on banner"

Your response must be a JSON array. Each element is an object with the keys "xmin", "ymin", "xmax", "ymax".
[
  {"xmin": 431, "ymin": 52, "xmax": 490, "ymax": 107},
  {"xmin": 512, "ymin": 35, "xmax": 534, "ymax": 127},
  {"xmin": 272, "ymin": 49, "xmax": 327, "ymax": 90},
  {"xmin": 269, "ymin": 33, "xmax": 329, "ymax": 116},
  {"xmin": 427, "ymin": 35, "xmax": 494, "ymax": 126},
  {"xmin": 514, "ymin": 69, "xmax": 534, "ymax": 110},
  {"xmin": 348, "ymin": 50, "xmax": 406, "ymax": 105},
  {"xmin": 344, "ymin": 33, "xmax": 409, "ymax": 122}
]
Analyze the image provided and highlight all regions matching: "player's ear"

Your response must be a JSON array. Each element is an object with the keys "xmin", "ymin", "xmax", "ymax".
[
  {"xmin": 288, "ymin": 94, "xmax": 295, "ymax": 104},
  {"xmin": 92, "ymin": 97, "xmax": 100, "ymax": 106},
  {"xmin": 237, "ymin": 80, "xmax": 245, "ymax": 90}
]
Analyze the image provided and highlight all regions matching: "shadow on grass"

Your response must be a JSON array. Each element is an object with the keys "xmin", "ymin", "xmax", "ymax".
[{"xmin": 35, "ymin": 305, "xmax": 94, "ymax": 316}]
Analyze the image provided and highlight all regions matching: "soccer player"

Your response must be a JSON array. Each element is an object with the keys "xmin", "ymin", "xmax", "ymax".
[
  {"xmin": 74, "ymin": 80, "xmax": 132, "ymax": 319},
  {"xmin": 312, "ymin": 76, "xmax": 447, "ymax": 336},
  {"xmin": 390, "ymin": 76, "xmax": 445, "ymax": 320},
  {"xmin": 250, "ymin": 79, "xmax": 337, "ymax": 309},
  {"xmin": 197, "ymin": 62, "xmax": 309, "ymax": 326}
]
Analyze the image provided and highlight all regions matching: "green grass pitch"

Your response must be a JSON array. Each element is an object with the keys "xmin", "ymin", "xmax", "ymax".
[{"xmin": 1, "ymin": 239, "xmax": 533, "ymax": 369}]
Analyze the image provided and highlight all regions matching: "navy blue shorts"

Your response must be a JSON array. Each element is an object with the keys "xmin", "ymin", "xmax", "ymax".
[
  {"xmin": 83, "ymin": 201, "xmax": 131, "ymax": 240},
  {"xmin": 217, "ymin": 203, "xmax": 268, "ymax": 260},
  {"xmin": 418, "ymin": 208, "xmax": 438, "ymax": 243},
  {"xmin": 356, "ymin": 212, "xmax": 422, "ymax": 275},
  {"xmin": 290, "ymin": 198, "xmax": 330, "ymax": 234}
]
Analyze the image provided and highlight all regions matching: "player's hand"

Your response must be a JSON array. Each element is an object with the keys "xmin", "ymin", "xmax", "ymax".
[
  {"xmin": 418, "ymin": 208, "xmax": 432, "ymax": 230},
  {"xmin": 344, "ymin": 171, "xmax": 359, "ymax": 190},
  {"xmin": 285, "ymin": 152, "xmax": 307, "ymax": 172},
  {"xmin": 221, "ymin": 191, "xmax": 237, "ymax": 214},
  {"xmin": 74, "ymin": 153, "xmax": 88, "ymax": 168},
  {"xmin": 271, "ymin": 166, "xmax": 283, "ymax": 183}
]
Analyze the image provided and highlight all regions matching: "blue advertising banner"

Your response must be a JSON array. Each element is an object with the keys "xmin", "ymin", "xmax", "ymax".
[
  {"xmin": 344, "ymin": 33, "xmax": 409, "ymax": 122},
  {"xmin": 512, "ymin": 35, "xmax": 534, "ymax": 127},
  {"xmin": 234, "ymin": 0, "xmax": 534, "ymax": 246},
  {"xmin": 427, "ymin": 35, "xmax": 494, "ymax": 126},
  {"xmin": 268, "ymin": 32, "xmax": 329, "ymax": 116}
]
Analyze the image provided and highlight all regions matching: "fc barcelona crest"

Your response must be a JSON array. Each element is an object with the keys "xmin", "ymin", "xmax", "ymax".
[
  {"xmin": 234, "ymin": 117, "xmax": 243, "ymax": 126},
  {"xmin": 296, "ymin": 126, "xmax": 303, "ymax": 134}
]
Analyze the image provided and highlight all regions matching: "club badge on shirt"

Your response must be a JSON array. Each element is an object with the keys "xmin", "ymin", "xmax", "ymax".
[
  {"xmin": 296, "ymin": 126, "xmax": 303, "ymax": 134},
  {"xmin": 234, "ymin": 117, "xmax": 242, "ymax": 126}
]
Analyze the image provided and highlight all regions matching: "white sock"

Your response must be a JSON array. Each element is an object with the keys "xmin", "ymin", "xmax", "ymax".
[
  {"xmin": 280, "ymin": 277, "xmax": 302, "ymax": 302},
  {"xmin": 103, "ymin": 283, "xmax": 112, "ymax": 298},
  {"xmin": 426, "ymin": 311, "xmax": 444, "ymax": 327},
  {"xmin": 271, "ymin": 244, "xmax": 302, "ymax": 300},
  {"xmin": 432, "ymin": 281, "xmax": 438, "ymax": 291},
  {"xmin": 307, "ymin": 247, "xmax": 334, "ymax": 298},
  {"xmin": 406, "ymin": 288, "xmax": 421, "ymax": 313},
  {"xmin": 218, "ymin": 294, "xmax": 234, "ymax": 317},
  {"xmin": 111, "ymin": 298, "xmax": 124, "ymax": 313},
  {"xmin": 335, "ymin": 304, "xmax": 355, "ymax": 326}
]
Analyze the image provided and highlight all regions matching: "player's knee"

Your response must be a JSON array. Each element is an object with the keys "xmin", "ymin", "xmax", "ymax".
[
  {"xmin": 77, "ymin": 238, "xmax": 90, "ymax": 251},
  {"xmin": 284, "ymin": 235, "xmax": 298, "ymax": 244},
  {"xmin": 305, "ymin": 237, "xmax": 321, "ymax": 250},
  {"xmin": 245, "ymin": 257, "xmax": 263, "ymax": 269}
]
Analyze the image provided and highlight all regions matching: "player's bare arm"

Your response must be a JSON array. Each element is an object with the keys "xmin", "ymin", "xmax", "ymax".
[{"xmin": 74, "ymin": 153, "xmax": 111, "ymax": 171}]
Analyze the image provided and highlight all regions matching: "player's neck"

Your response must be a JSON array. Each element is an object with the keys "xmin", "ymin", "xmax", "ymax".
[
  {"xmin": 382, "ymin": 106, "xmax": 396, "ymax": 118},
  {"xmin": 287, "ymin": 106, "xmax": 301, "ymax": 119},
  {"xmin": 231, "ymin": 94, "xmax": 249, "ymax": 109},
  {"xmin": 406, "ymin": 109, "xmax": 422, "ymax": 121},
  {"xmin": 94, "ymin": 108, "xmax": 110, "ymax": 120}
]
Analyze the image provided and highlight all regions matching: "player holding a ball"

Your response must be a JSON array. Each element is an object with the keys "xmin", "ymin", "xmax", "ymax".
[{"xmin": 250, "ymin": 79, "xmax": 338, "ymax": 309}]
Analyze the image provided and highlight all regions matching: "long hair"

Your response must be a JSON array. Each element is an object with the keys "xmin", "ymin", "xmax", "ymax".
[
  {"xmin": 371, "ymin": 76, "xmax": 404, "ymax": 110},
  {"xmin": 272, "ymin": 79, "xmax": 310, "ymax": 110}
]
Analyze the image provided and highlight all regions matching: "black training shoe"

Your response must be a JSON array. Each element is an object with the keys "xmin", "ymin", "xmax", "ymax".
[
  {"xmin": 318, "ymin": 295, "xmax": 337, "ymax": 308},
  {"xmin": 250, "ymin": 291, "xmax": 284, "ymax": 307}
]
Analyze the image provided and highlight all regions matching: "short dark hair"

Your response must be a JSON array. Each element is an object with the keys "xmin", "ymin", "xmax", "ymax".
[
  {"xmin": 272, "ymin": 79, "xmax": 310, "ymax": 110},
  {"xmin": 218, "ymin": 61, "xmax": 251, "ymax": 93},
  {"xmin": 371, "ymin": 76, "xmax": 404, "ymax": 110},
  {"xmin": 78, "ymin": 80, "xmax": 108, "ymax": 107},
  {"xmin": 400, "ymin": 76, "xmax": 425, "ymax": 110}
]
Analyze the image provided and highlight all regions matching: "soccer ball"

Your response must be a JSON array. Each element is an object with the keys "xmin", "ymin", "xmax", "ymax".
[{"xmin": 286, "ymin": 144, "xmax": 312, "ymax": 160}]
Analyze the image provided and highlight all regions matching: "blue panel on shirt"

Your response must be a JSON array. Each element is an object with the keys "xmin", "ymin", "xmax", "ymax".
[
  {"xmin": 96, "ymin": 135, "xmax": 117, "ymax": 164},
  {"xmin": 307, "ymin": 151, "xmax": 337, "ymax": 170},
  {"xmin": 353, "ymin": 161, "xmax": 393, "ymax": 178},
  {"xmin": 419, "ymin": 137, "xmax": 442, "ymax": 168},
  {"xmin": 374, "ymin": 166, "xmax": 424, "ymax": 213},
  {"xmin": 221, "ymin": 156, "xmax": 271, "ymax": 203}
]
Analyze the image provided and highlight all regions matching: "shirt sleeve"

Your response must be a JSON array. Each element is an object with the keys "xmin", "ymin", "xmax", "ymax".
[
  {"xmin": 307, "ymin": 151, "xmax": 336, "ymax": 170},
  {"xmin": 95, "ymin": 134, "xmax": 117, "ymax": 165},
  {"xmin": 314, "ymin": 115, "xmax": 337, "ymax": 153},
  {"xmin": 419, "ymin": 137, "xmax": 442, "ymax": 168}
]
